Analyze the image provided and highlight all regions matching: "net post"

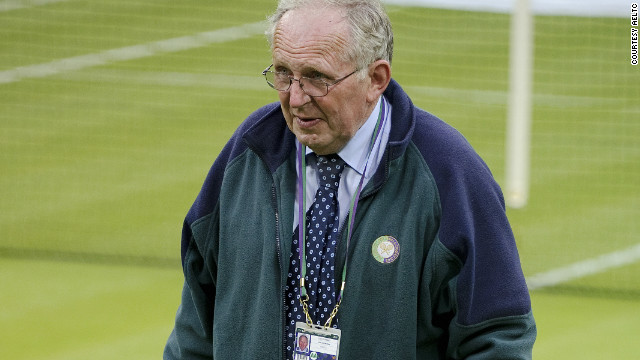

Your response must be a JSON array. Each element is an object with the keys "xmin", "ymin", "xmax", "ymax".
[{"xmin": 505, "ymin": 0, "xmax": 534, "ymax": 209}]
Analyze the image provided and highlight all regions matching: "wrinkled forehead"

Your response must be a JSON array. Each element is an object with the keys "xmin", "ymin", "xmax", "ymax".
[
  {"xmin": 279, "ymin": 5, "xmax": 347, "ymax": 37},
  {"xmin": 272, "ymin": 6, "xmax": 351, "ymax": 67}
]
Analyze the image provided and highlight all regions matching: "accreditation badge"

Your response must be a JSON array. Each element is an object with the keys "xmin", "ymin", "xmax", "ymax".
[{"xmin": 294, "ymin": 322, "xmax": 341, "ymax": 360}]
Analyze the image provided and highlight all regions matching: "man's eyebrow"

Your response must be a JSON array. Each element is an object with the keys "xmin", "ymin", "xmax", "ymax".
[
  {"xmin": 273, "ymin": 62, "xmax": 331, "ymax": 77},
  {"xmin": 272, "ymin": 63, "xmax": 289, "ymax": 71},
  {"xmin": 300, "ymin": 67, "xmax": 333, "ymax": 80}
]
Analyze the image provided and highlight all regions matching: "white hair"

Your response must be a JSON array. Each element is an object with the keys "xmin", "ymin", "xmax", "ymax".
[{"xmin": 265, "ymin": 0, "xmax": 394, "ymax": 72}]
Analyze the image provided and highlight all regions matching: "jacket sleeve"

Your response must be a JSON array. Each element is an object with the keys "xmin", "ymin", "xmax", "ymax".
[
  {"xmin": 448, "ymin": 310, "xmax": 536, "ymax": 359},
  {"xmin": 433, "ymin": 143, "xmax": 537, "ymax": 359},
  {"xmin": 164, "ymin": 216, "xmax": 217, "ymax": 360},
  {"xmin": 422, "ymin": 239, "xmax": 536, "ymax": 360},
  {"xmin": 413, "ymin": 109, "xmax": 536, "ymax": 358}
]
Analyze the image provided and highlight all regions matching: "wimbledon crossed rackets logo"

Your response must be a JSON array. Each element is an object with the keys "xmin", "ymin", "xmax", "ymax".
[{"xmin": 372, "ymin": 236, "xmax": 400, "ymax": 264}]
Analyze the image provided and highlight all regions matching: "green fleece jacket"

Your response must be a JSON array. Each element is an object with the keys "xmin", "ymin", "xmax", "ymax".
[{"xmin": 164, "ymin": 80, "xmax": 536, "ymax": 359}]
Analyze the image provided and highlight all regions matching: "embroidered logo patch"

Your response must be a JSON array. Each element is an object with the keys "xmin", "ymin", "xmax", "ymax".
[{"xmin": 372, "ymin": 236, "xmax": 400, "ymax": 264}]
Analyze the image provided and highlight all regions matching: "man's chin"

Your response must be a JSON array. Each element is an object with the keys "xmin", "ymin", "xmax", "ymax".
[{"xmin": 294, "ymin": 131, "xmax": 345, "ymax": 155}]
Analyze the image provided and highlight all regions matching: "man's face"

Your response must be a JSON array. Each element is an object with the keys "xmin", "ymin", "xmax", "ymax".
[
  {"xmin": 272, "ymin": 6, "xmax": 375, "ymax": 155},
  {"xmin": 298, "ymin": 335, "xmax": 308, "ymax": 350}
]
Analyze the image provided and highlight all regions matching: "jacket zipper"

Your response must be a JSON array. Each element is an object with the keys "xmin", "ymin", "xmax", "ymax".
[{"xmin": 271, "ymin": 184, "xmax": 288, "ymax": 360}]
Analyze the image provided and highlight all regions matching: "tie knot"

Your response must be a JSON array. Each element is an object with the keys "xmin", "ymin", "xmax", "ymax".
[{"xmin": 316, "ymin": 154, "xmax": 345, "ymax": 191}]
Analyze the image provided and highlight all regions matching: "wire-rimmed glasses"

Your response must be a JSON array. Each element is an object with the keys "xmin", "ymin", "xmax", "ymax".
[{"xmin": 262, "ymin": 64, "xmax": 358, "ymax": 97}]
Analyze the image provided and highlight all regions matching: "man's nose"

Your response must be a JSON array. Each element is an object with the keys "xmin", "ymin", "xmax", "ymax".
[{"xmin": 288, "ymin": 79, "xmax": 310, "ymax": 107}]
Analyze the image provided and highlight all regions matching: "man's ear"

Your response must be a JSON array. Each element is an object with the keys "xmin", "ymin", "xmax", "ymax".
[{"xmin": 367, "ymin": 60, "xmax": 391, "ymax": 103}]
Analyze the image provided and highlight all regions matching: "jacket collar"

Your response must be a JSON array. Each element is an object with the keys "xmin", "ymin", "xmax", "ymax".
[{"xmin": 242, "ymin": 79, "xmax": 415, "ymax": 182}]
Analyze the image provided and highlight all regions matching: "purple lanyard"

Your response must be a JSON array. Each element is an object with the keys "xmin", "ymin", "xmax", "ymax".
[{"xmin": 296, "ymin": 98, "xmax": 387, "ymax": 307}]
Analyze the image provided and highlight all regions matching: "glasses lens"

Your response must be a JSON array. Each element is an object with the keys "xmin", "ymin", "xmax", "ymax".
[
  {"xmin": 265, "ymin": 71, "xmax": 290, "ymax": 91},
  {"xmin": 263, "ymin": 70, "xmax": 329, "ymax": 97},
  {"xmin": 299, "ymin": 78, "xmax": 327, "ymax": 97}
]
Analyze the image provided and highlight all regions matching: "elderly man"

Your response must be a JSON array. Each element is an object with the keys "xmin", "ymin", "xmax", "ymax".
[
  {"xmin": 164, "ymin": 0, "xmax": 536, "ymax": 359},
  {"xmin": 294, "ymin": 334, "xmax": 309, "ymax": 359}
]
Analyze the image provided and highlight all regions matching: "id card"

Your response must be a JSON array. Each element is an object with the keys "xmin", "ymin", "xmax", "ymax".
[{"xmin": 294, "ymin": 322, "xmax": 341, "ymax": 360}]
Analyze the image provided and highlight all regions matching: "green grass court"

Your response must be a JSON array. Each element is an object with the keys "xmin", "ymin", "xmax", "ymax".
[{"xmin": 1, "ymin": 1, "xmax": 639, "ymax": 358}]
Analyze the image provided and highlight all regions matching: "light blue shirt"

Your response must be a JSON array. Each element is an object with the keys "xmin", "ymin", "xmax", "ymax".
[{"xmin": 294, "ymin": 95, "xmax": 392, "ymax": 230}]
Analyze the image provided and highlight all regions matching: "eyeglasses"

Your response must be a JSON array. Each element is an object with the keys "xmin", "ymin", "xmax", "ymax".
[{"xmin": 262, "ymin": 64, "xmax": 358, "ymax": 98}]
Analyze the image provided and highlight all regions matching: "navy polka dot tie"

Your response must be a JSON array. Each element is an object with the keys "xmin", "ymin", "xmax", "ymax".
[{"xmin": 285, "ymin": 154, "xmax": 346, "ymax": 359}]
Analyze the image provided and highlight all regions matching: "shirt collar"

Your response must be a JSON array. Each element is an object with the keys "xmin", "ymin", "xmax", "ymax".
[{"xmin": 306, "ymin": 96, "xmax": 383, "ymax": 175}]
